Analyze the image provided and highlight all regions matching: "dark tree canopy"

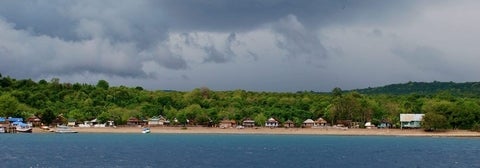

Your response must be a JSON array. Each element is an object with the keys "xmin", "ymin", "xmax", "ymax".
[{"xmin": 0, "ymin": 74, "xmax": 479, "ymax": 131}]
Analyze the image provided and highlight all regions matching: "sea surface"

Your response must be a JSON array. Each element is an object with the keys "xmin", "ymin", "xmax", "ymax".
[{"xmin": 1, "ymin": 133, "xmax": 479, "ymax": 168}]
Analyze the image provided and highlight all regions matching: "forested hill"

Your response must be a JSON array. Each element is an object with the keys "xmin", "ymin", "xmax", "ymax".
[
  {"xmin": 351, "ymin": 81, "xmax": 480, "ymax": 96},
  {"xmin": 2, "ymin": 73, "xmax": 480, "ymax": 131}
]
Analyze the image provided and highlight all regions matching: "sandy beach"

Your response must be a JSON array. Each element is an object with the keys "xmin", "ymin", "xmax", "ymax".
[{"xmin": 33, "ymin": 126, "xmax": 480, "ymax": 137}]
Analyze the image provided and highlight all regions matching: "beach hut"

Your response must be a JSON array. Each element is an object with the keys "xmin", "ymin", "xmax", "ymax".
[
  {"xmin": 67, "ymin": 118, "xmax": 77, "ymax": 127},
  {"xmin": 148, "ymin": 116, "xmax": 166, "ymax": 126},
  {"xmin": 336, "ymin": 120, "xmax": 352, "ymax": 128},
  {"xmin": 265, "ymin": 118, "xmax": 279, "ymax": 128},
  {"xmin": 400, "ymin": 114, "xmax": 424, "ymax": 129},
  {"xmin": 283, "ymin": 120, "xmax": 295, "ymax": 128},
  {"xmin": 220, "ymin": 119, "xmax": 236, "ymax": 128},
  {"xmin": 378, "ymin": 119, "xmax": 392, "ymax": 128},
  {"xmin": 242, "ymin": 119, "xmax": 255, "ymax": 127},
  {"xmin": 315, "ymin": 118, "xmax": 327, "ymax": 127},
  {"xmin": 127, "ymin": 117, "xmax": 141, "ymax": 126},
  {"xmin": 0, "ymin": 117, "xmax": 8, "ymax": 133},
  {"xmin": 364, "ymin": 122, "xmax": 375, "ymax": 129},
  {"xmin": 27, "ymin": 116, "xmax": 41, "ymax": 127},
  {"xmin": 303, "ymin": 119, "xmax": 315, "ymax": 128},
  {"xmin": 52, "ymin": 115, "xmax": 67, "ymax": 126}
]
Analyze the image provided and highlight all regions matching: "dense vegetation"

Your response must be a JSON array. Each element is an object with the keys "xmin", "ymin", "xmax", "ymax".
[
  {"xmin": 353, "ymin": 81, "xmax": 480, "ymax": 96},
  {"xmin": 1, "ymin": 73, "xmax": 480, "ymax": 131}
]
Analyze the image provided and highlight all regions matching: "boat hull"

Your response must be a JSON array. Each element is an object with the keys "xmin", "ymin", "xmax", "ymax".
[{"xmin": 17, "ymin": 128, "xmax": 33, "ymax": 133}]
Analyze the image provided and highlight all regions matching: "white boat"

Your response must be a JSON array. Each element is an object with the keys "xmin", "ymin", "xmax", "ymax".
[
  {"xmin": 142, "ymin": 128, "xmax": 151, "ymax": 134},
  {"xmin": 13, "ymin": 122, "xmax": 32, "ymax": 133},
  {"xmin": 55, "ymin": 126, "xmax": 78, "ymax": 133},
  {"xmin": 16, "ymin": 125, "xmax": 33, "ymax": 133}
]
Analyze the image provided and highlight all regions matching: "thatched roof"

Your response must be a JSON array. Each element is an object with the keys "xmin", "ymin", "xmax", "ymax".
[
  {"xmin": 221, "ymin": 119, "xmax": 236, "ymax": 124},
  {"xmin": 267, "ymin": 117, "xmax": 278, "ymax": 123},
  {"xmin": 303, "ymin": 119, "xmax": 315, "ymax": 124},
  {"xmin": 316, "ymin": 117, "xmax": 327, "ymax": 124},
  {"xmin": 127, "ymin": 117, "xmax": 140, "ymax": 122}
]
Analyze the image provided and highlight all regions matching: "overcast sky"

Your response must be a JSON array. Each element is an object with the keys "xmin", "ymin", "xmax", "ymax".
[{"xmin": 0, "ymin": 0, "xmax": 479, "ymax": 92}]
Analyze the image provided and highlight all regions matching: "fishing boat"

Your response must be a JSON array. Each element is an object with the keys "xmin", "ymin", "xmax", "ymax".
[
  {"xmin": 13, "ymin": 122, "xmax": 32, "ymax": 133},
  {"xmin": 55, "ymin": 125, "xmax": 78, "ymax": 133},
  {"xmin": 16, "ymin": 124, "xmax": 33, "ymax": 133},
  {"xmin": 142, "ymin": 127, "xmax": 151, "ymax": 134}
]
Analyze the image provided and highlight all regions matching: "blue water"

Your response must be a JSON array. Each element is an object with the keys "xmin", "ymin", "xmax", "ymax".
[{"xmin": 1, "ymin": 134, "xmax": 479, "ymax": 168}]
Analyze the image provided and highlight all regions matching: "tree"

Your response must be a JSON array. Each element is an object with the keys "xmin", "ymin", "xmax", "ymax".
[
  {"xmin": 254, "ymin": 113, "xmax": 267, "ymax": 126},
  {"xmin": 0, "ymin": 94, "xmax": 20, "ymax": 117},
  {"xmin": 332, "ymin": 87, "xmax": 343, "ymax": 98},
  {"xmin": 96, "ymin": 80, "xmax": 109, "ymax": 90},
  {"xmin": 39, "ymin": 108, "xmax": 56, "ymax": 125},
  {"xmin": 422, "ymin": 112, "xmax": 449, "ymax": 131}
]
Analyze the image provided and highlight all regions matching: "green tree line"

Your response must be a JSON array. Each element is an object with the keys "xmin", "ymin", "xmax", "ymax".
[{"xmin": 1, "ymin": 74, "xmax": 480, "ymax": 131}]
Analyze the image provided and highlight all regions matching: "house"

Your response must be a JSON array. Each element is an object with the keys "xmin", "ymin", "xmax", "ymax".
[
  {"xmin": 242, "ymin": 119, "xmax": 255, "ymax": 127},
  {"xmin": 265, "ymin": 118, "xmax": 279, "ymax": 128},
  {"xmin": 52, "ymin": 115, "xmax": 67, "ymax": 126},
  {"xmin": 315, "ymin": 118, "xmax": 327, "ymax": 127},
  {"xmin": 127, "ymin": 117, "xmax": 141, "ymax": 126},
  {"xmin": 303, "ymin": 119, "xmax": 315, "ymax": 128},
  {"xmin": 378, "ymin": 119, "xmax": 392, "ymax": 128},
  {"xmin": 220, "ymin": 119, "xmax": 236, "ymax": 128},
  {"xmin": 27, "ymin": 116, "xmax": 41, "ymax": 127},
  {"xmin": 400, "ymin": 114, "xmax": 424, "ymax": 129},
  {"xmin": 336, "ymin": 120, "xmax": 352, "ymax": 128},
  {"xmin": 364, "ymin": 122, "xmax": 375, "ymax": 129},
  {"xmin": 67, "ymin": 118, "xmax": 77, "ymax": 127},
  {"xmin": 283, "ymin": 120, "xmax": 295, "ymax": 128},
  {"xmin": 148, "ymin": 116, "xmax": 167, "ymax": 126},
  {"xmin": 0, "ymin": 117, "xmax": 8, "ymax": 132}
]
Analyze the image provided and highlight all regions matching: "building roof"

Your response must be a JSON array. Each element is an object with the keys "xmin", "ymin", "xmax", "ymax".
[
  {"xmin": 27, "ymin": 116, "xmax": 41, "ymax": 122},
  {"xmin": 267, "ymin": 118, "xmax": 278, "ymax": 123},
  {"xmin": 0, "ymin": 117, "xmax": 5, "ymax": 122},
  {"xmin": 8, "ymin": 117, "xmax": 23, "ymax": 122},
  {"xmin": 127, "ymin": 117, "xmax": 140, "ymax": 122},
  {"xmin": 284, "ymin": 120, "xmax": 294, "ymax": 124},
  {"xmin": 316, "ymin": 118, "xmax": 327, "ymax": 123},
  {"xmin": 400, "ymin": 114, "xmax": 424, "ymax": 122},
  {"xmin": 303, "ymin": 119, "xmax": 315, "ymax": 124},
  {"xmin": 221, "ymin": 119, "xmax": 236, "ymax": 124}
]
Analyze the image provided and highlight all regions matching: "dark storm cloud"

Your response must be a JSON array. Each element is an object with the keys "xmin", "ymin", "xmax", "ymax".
[
  {"xmin": 392, "ymin": 46, "xmax": 451, "ymax": 74},
  {"xmin": 1, "ymin": 0, "xmax": 452, "ymax": 92},
  {"xmin": 159, "ymin": 0, "xmax": 417, "ymax": 31}
]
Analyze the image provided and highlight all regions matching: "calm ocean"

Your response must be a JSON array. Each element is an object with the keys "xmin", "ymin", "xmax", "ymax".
[{"xmin": 1, "ymin": 133, "xmax": 479, "ymax": 168}]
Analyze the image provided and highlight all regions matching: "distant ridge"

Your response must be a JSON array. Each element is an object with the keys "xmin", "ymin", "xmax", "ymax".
[{"xmin": 350, "ymin": 81, "xmax": 480, "ymax": 96}]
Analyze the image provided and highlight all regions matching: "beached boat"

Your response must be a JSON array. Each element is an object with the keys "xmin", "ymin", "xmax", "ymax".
[
  {"xmin": 55, "ymin": 126, "xmax": 78, "ymax": 133},
  {"xmin": 13, "ymin": 122, "xmax": 32, "ymax": 133},
  {"xmin": 142, "ymin": 128, "xmax": 151, "ymax": 134},
  {"xmin": 16, "ymin": 125, "xmax": 33, "ymax": 133}
]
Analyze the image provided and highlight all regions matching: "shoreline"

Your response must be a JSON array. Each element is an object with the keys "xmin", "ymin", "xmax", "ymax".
[{"xmin": 32, "ymin": 127, "xmax": 480, "ymax": 137}]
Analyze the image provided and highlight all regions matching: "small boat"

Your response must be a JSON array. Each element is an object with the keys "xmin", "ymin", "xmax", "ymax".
[
  {"xmin": 16, "ymin": 125, "xmax": 33, "ymax": 133},
  {"xmin": 55, "ymin": 125, "xmax": 78, "ymax": 133},
  {"xmin": 142, "ymin": 127, "xmax": 151, "ymax": 134},
  {"xmin": 13, "ymin": 122, "xmax": 32, "ymax": 133}
]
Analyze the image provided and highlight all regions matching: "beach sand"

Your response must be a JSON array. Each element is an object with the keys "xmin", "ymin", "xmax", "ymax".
[{"xmin": 33, "ymin": 126, "xmax": 480, "ymax": 137}]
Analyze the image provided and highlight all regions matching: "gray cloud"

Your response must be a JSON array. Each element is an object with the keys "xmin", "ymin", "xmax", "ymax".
[
  {"xmin": 272, "ymin": 15, "xmax": 327, "ymax": 66},
  {"xmin": 1, "ymin": 0, "xmax": 476, "ymax": 92},
  {"xmin": 391, "ymin": 46, "xmax": 451, "ymax": 74},
  {"xmin": 203, "ymin": 46, "xmax": 230, "ymax": 63}
]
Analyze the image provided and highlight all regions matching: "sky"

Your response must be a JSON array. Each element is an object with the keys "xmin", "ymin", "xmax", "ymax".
[{"xmin": 0, "ymin": 0, "xmax": 479, "ymax": 92}]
